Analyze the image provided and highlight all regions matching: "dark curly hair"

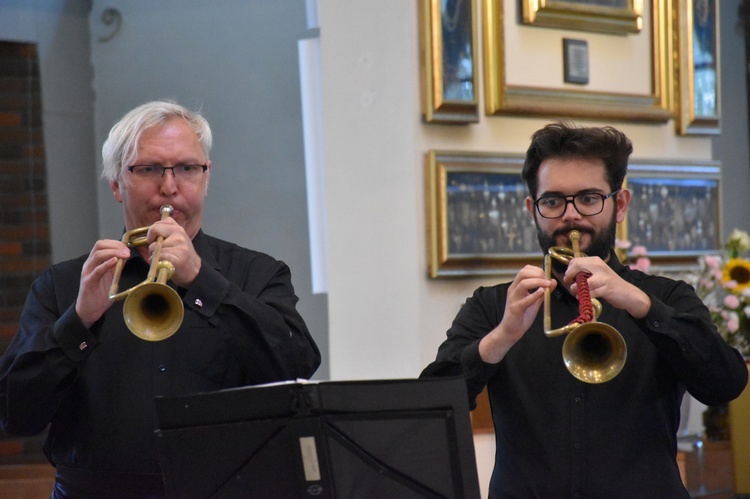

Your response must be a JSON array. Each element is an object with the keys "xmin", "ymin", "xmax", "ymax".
[{"xmin": 521, "ymin": 122, "xmax": 633, "ymax": 199}]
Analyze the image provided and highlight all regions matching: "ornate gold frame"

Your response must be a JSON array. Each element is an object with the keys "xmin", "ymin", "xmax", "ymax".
[
  {"xmin": 425, "ymin": 150, "xmax": 537, "ymax": 278},
  {"xmin": 674, "ymin": 0, "xmax": 721, "ymax": 135},
  {"xmin": 427, "ymin": 152, "xmax": 720, "ymax": 278},
  {"xmin": 522, "ymin": 0, "xmax": 644, "ymax": 34},
  {"xmin": 419, "ymin": 0, "xmax": 480, "ymax": 123},
  {"xmin": 483, "ymin": 0, "xmax": 672, "ymax": 122},
  {"xmin": 618, "ymin": 160, "xmax": 721, "ymax": 265}
]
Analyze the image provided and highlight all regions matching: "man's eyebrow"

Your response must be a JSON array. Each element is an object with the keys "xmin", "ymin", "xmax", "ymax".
[
  {"xmin": 538, "ymin": 188, "xmax": 605, "ymax": 197},
  {"xmin": 132, "ymin": 158, "xmax": 205, "ymax": 165}
]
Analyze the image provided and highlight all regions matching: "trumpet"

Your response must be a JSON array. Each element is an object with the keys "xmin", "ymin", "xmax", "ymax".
[
  {"xmin": 543, "ymin": 230, "xmax": 627, "ymax": 384},
  {"xmin": 108, "ymin": 204, "xmax": 184, "ymax": 341}
]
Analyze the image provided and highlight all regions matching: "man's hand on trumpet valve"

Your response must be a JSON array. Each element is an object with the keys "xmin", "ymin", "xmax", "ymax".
[
  {"xmin": 145, "ymin": 216, "xmax": 202, "ymax": 288},
  {"xmin": 564, "ymin": 255, "xmax": 650, "ymax": 319},
  {"xmin": 479, "ymin": 265, "xmax": 556, "ymax": 364}
]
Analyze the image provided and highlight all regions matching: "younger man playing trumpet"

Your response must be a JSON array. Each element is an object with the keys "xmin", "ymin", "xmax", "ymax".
[{"xmin": 422, "ymin": 122, "xmax": 747, "ymax": 497}]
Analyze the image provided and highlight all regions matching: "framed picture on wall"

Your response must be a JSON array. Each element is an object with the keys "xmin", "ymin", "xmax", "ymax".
[
  {"xmin": 674, "ymin": 0, "xmax": 720, "ymax": 135},
  {"xmin": 426, "ymin": 153, "xmax": 721, "ymax": 278},
  {"xmin": 419, "ymin": 0, "xmax": 480, "ymax": 124},
  {"xmin": 425, "ymin": 150, "xmax": 539, "ymax": 278},
  {"xmin": 619, "ymin": 160, "xmax": 722, "ymax": 264},
  {"xmin": 522, "ymin": 0, "xmax": 643, "ymax": 34},
  {"xmin": 483, "ymin": 0, "xmax": 672, "ymax": 122}
]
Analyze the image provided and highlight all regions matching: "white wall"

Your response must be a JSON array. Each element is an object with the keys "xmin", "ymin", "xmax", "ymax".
[{"xmin": 319, "ymin": 0, "xmax": 425, "ymax": 379}]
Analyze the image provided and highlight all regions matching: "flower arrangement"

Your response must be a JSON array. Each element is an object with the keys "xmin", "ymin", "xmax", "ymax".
[
  {"xmin": 690, "ymin": 229, "xmax": 750, "ymax": 357},
  {"xmin": 618, "ymin": 230, "xmax": 750, "ymax": 357}
]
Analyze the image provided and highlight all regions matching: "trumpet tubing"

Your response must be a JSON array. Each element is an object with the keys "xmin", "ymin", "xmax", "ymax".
[
  {"xmin": 543, "ymin": 230, "xmax": 627, "ymax": 384},
  {"xmin": 108, "ymin": 204, "xmax": 184, "ymax": 341}
]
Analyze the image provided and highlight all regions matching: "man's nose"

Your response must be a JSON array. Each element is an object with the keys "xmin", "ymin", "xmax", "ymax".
[
  {"xmin": 159, "ymin": 170, "xmax": 179, "ymax": 195},
  {"xmin": 561, "ymin": 199, "xmax": 581, "ymax": 220}
]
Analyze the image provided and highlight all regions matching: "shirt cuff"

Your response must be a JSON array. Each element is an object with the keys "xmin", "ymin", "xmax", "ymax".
[
  {"xmin": 639, "ymin": 293, "xmax": 672, "ymax": 334},
  {"xmin": 460, "ymin": 339, "xmax": 499, "ymax": 378},
  {"xmin": 52, "ymin": 305, "xmax": 99, "ymax": 363}
]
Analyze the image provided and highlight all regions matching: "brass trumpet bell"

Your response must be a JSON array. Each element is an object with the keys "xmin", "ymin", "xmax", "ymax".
[
  {"xmin": 561, "ymin": 321, "xmax": 626, "ymax": 384},
  {"xmin": 122, "ymin": 264, "xmax": 183, "ymax": 342}
]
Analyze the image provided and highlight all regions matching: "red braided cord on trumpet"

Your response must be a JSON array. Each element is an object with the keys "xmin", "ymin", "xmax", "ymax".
[{"xmin": 571, "ymin": 272, "xmax": 595, "ymax": 325}]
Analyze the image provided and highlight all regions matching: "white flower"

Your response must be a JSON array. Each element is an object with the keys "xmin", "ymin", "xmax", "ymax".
[{"xmin": 728, "ymin": 229, "xmax": 750, "ymax": 254}]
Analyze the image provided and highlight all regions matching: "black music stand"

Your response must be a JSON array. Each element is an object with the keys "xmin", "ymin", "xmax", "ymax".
[{"xmin": 154, "ymin": 377, "xmax": 481, "ymax": 498}]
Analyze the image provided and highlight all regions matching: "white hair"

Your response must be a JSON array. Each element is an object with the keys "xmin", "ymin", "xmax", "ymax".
[{"xmin": 101, "ymin": 100, "xmax": 212, "ymax": 182}]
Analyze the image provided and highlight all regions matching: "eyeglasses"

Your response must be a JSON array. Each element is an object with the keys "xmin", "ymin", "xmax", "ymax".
[
  {"xmin": 533, "ymin": 190, "xmax": 620, "ymax": 219},
  {"xmin": 127, "ymin": 164, "xmax": 208, "ymax": 181}
]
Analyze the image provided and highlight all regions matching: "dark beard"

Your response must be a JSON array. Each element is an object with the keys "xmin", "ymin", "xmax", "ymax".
[{"xmin": 535, "ymin": 212, "xmax": 617, "ymax": 273}]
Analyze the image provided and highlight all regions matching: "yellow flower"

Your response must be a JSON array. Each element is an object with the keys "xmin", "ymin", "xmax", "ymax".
[{"xmin": 722, "ymin": 258, "xmax": 750, "ymax": 292}]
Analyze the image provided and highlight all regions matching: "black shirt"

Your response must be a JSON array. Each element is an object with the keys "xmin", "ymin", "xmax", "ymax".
[
  {"xmin": 0, "ymin": 230, "xmax": 321, "ymax": 496},
  {"xmin": 421, "ymin": 252, "xmax": 747, "ymax": 498}
]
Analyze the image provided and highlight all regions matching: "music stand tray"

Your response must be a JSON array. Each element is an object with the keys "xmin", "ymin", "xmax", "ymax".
[{"xmin": 154, "ymin": 377, "xmax": 481, "ymax": 498}]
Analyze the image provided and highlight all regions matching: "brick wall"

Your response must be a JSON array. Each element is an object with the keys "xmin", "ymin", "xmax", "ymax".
[
  {"xmin": 0, "ymin": 42, "xmax": 50, "ymax": 354},
  {"xmin": 0, "ymin": 41, "xmax": 51, "ymax": 464}
]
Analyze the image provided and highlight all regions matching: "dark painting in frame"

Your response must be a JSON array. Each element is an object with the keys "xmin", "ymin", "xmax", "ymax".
[
  {"xmin": 426, "ymin": 154, "xmax": 721, "ymax": 278},
  {"xmin": 426, "ymin": 150, "xmax": 539, "ymax": 278},
  {"xmin": 419, "ymin": 0, "xmax": 480, "ymax": 123},
  {"xmin": 674, "ymin": 0, "xmax": 720, "ymax": 135},
  {"xmin": 619, "ymin": 160, "xmax": 721, "ymax": 265}
]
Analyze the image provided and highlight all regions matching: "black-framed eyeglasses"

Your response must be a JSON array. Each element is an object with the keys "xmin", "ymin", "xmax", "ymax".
[
  {"xmin": 127, "ymin": 164, "xmax": 208, "ymax": 180},
  {"xmin": 533, "ymin": 190, "xmax": 620, "ymax": 219}
]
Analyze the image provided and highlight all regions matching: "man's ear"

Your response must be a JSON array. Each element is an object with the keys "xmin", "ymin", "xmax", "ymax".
[
  {"xmin": 111, "ymin": 180, "xmax": 123, "ymax": 203},
  {"xmin": 526, "ymin": 196, "xmax": 535, "ymax": 219},
  {"xmin": 615, "ymin": 189, "xmax": 631, "ymax": 224}
]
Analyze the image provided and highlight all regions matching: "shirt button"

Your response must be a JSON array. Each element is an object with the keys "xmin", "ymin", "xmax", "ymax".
[
  {"xmin": 652, "ymin": 320, "xmax": 660, "ymax": 328},
  {"xmin": 574, "ymin": 396, "xmax": 582, "ymax": 403},
  {"xmin": 159, "ymin": 365, "xmax": 167, "ymax": 372},
  {"xmin": 195, "ymin": 298, "xmax": 203, "ymax": 308},
  {"xmin": 574, "ymin": 443, "xmax": 581, "ymax": 450}
]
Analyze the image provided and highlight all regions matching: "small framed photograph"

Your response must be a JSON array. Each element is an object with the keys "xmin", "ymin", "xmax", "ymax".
[
  {"xmin": 425, "ymin": 150, "xmax": 539, "ymax": 278},
  {"xmin": 418, "ymin": 0, "xmax": 480, "ymax": 124},
  {"xmin": 620, "ymin": 160, "xmax": 721, "ymax": 263},
  {"xmin": 563, "ymin": 38, "xmax": 589, "ymax": 85}
]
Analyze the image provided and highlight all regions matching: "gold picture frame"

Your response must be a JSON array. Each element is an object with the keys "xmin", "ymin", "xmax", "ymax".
[
  {"xmin": 674, "ymin": 0, "xmax": 720, "ymax": 135},
  {"xmin": 419, "ymin": 0, "xmax": 480, "ymax": 123},
  {"xmin": 425, "ymin": 150, "xmax": 539, "ymax": 278},
  {"xmin": 619, "ymin": 159, "xmax": 721, "ymax": 265},
  {"xmin": 483, "ymin": 0, "xmax": 672, "ymax": 122},
  {"xmin": 426, "ymin": 152, "xmax": 720, "ymax": 278},
  {"xmin": 522, "ymin": 0, "xmax": 644, "ymax": 34}
]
